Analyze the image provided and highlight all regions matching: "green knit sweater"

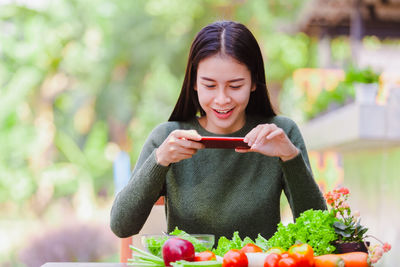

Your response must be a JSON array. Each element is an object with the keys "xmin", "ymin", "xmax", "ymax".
[{"xmin": 110, "ymin": 115, "xmax": 326, "ymax": 241}]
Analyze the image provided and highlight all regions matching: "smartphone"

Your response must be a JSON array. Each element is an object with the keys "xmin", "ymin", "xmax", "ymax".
[{"xmin": 199, "ymin": 136, "xmax": 250, "ymax": 149}]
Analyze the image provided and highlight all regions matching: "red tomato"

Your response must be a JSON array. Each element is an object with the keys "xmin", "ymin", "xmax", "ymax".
[
  {"xmin": 241, "ymin": 243, "xmax": 263, "ymax": 253},
  {"xmin": 222, "ymin": 249, "xmax": 248, "ymax": 267},
  {"xmin": 278, "ymin": 256, "xmax": 298, "ymax": 267},
  {"xmin": 194, "ymin": 250, "xmax": 216, "ymax": 261},
  {"xmin": 264, "ymin": 253, "xmax": 282, "ymax": 267},
  {"xmin": 288, "ymin": 244, "xmax": 314, "ymax": 267},
  {"xmin": 280, "ymin": 252, "xmax": 290, "ymax": 258}
]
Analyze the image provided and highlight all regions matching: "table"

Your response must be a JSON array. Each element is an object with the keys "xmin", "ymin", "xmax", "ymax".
[{"xmin": 41, "ymin": 263, "xmax": 129, "ymax": 267}]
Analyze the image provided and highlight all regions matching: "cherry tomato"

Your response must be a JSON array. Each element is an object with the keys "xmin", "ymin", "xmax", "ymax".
[
  {"xmin": 222, "ymin": 249, "xmax": 248, "ymax": 267},
  {"xmin": 194, "ymin": 250, "xmax": 216, "ymax": 261},
  {"xmin": 278, "ymin": 256, "xmax": 298, "ymax": 267},
  {"xmin": 241, "ymin": 243, "xmax": 263, "ymax": 253},
  {"xmin": 264, "ymin": 253, "xmax": 282, "ymax": 267},
  {"xmin": 288, "ymin": 243, "xmax": 314, "ymax": 267}
]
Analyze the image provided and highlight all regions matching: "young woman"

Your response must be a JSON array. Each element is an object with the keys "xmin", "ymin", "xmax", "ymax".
[{"xmin": 110, "ymin": 21, "xmax": 326, "ymax": 242}]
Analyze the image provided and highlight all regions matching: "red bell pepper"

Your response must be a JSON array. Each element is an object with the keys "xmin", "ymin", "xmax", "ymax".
[
  {"xmin": 288, "ymin": 243, "xmax": 314, "ymax": 267},
  {"xmin": 241, "ymin": 243, "xmax": 263, "ymax": 253}
]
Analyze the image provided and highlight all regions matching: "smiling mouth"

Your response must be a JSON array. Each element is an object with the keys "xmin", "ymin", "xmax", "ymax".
[
  {"xmin": 214, "ymin": 108, "xmax": 234, "ymax": 114},
  {"xmin": 212, "ymin": 108, "xmax": 234, "ymax": 119}
]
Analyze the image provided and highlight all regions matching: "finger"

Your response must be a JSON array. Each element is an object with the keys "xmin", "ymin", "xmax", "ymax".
[
  {"xmin": 254, "ymin": 125, "xmax": 276, "ymax": 145},
  {"xmin": 168, "ymin": 147, "xmax": 199, "ymax": 163},
  {"xmin": 266, "ymin": 128, "xmax": 285, "ymax": 140},
  {"xmin": 168, "ymin": 130, "xmax": 203, "ymax": 149},
  {"xmin": 165, "ymin": 134, "xmax": 180, "ymax": 148},
  {"xmin": 235, "ymin": 148, "xmax": 252, "ymax": 153},
  {"xmin": 175, "ymin": 137, "xmax": 205, "ymax": 150},
  {"xmin": 173, "ymin": 129, "xmax": 202, "ymax": 141},
  {"xmin": 177, "ymin": 149, "xmax": 198, "ymax": 158},
  {"xmin": 244, "ymin": 125, "xmax": 263, "ymax": 146}
]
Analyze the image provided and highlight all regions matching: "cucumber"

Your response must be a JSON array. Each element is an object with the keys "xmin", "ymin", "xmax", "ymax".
[{"xmin": 171, "ymin": 260, "xmax": 222, "ymax": 267}]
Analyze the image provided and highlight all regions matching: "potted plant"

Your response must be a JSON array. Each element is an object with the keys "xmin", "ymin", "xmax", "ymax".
[
  {"xmin": 324, "ymin": 187, "xmax": 391, "ymax": 264},
  {"xmin": 346, "ymin": 66, "xmax": 380, "ymax": 104},
  {"xmin": 305, "ymin": 66, "xmax": 381, "ymax": 119}
]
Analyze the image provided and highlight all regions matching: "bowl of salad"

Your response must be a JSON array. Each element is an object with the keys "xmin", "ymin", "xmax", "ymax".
[{"xmin": 142, "ymin": 230, "xmax": 215, "ymax": 257}]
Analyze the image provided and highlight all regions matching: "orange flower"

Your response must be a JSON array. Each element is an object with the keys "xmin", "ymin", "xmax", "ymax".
[
  {"xmin": 383, "ymin": 242, "xmax": 391, "ymax": 252},
  {"xmin": 337, "ymin": 187, "xmax": 349, "ymax": 195}
]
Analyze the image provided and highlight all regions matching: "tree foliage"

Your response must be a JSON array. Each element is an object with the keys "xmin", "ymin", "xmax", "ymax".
[{"xmin": 0, "ymin": 0, "xmax": 315, "ymax": 215}]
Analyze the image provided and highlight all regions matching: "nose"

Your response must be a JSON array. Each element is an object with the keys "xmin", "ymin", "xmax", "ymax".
[{"xmin": 214, "ymin": 87, "xmax": 231, "ymax": 105}]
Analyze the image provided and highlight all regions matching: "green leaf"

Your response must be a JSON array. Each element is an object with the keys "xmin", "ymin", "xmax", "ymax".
[
  {"xmin": 333, "ymin": 221, "xmax": 348, "ymax": 230},
  {"xmin": 212, "ymin": 231, "xmax": 255, "ymax": 257},
  {"xmin": 267, "ymin": 209, "xmax": 338, "ymax": 256},
  {"xmin": 255, "ymin": 234, "xmax": 269, "ymax": 251}
]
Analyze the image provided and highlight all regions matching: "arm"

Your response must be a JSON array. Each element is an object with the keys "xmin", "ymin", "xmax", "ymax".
[
  {"xmin": 279, "ymin": 119, "xmax": 327, "ymax": 219},
  {"xmin": 110, "ymin": 124, "xmax": 170, "ymax": 238},
  {"xmin": 110, "ymin": 123, "xmax": 204, "ymax": 237},
  {"xmin": 237, "ymin": 116, "xmax": 326, "ymax": 218}
]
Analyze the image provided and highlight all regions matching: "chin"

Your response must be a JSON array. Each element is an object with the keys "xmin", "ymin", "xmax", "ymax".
[{"xmin": 214, "ymin": 122, "xmax": 238, "ymax": 134}]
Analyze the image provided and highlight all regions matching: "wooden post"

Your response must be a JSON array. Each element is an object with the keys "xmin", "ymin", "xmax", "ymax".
[
  {"xmin": 318, "ymin": 29, "xmax": 332, "ymax": 68},
  {"xmin": 113, "ymin": 152, "xmax": 165, "ymax": 262},
  {"xmin": 118, "ymin": 196, "xmax": 164, "ymax": 262},
  {"xmin": 120, "ymin": 236, "xmax": 133, "ymax": 263},
  {"xmin": 350, "ymin": 0, "xmax": 363, "ymax": 65},
  {"xmin": 113, "ymin": 151, "xmax": 133, "ymax": 263}
]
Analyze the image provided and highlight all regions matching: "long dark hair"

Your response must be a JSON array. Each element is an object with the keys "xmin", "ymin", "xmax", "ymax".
[{"xmin": 168, "ymin": 21, "xmax": 276, "ymax": 121}]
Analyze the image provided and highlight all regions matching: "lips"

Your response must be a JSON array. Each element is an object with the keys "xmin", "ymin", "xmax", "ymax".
[{"xmin": 213, "ymin": 108, "xmax": 234, "ymax": 119}]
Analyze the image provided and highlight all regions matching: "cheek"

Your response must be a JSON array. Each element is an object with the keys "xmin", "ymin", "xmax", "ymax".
[
  {"xmin": 232, "ymin": 91, "xmax": 251, "ymax": 105},
  {"xmin": 196, "ymin": 89, "xmax": 213, "ymax": 107}
]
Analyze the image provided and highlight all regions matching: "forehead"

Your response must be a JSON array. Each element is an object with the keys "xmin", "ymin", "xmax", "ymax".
[{"xmin": 197, "ymin": 54, "xmax": 251, "ymax": 80}]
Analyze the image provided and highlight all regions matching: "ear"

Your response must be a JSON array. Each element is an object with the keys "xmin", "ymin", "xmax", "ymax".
[
  {"xmin": 250, "ymin": 83, "xmax": 256, "ymax": 92},
  {"xmin": 194, "ymin": 84, "xmax": 197, "ymax": 91}
]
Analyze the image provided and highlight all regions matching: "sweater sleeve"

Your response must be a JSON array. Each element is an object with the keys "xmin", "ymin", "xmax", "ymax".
[
  {"xmin": 110, "ymin": 123, "xmax": 174, "ymax": 238},
  {"xmin": 278, "ymin": 117, "xmax": 327, "ymax": 219}
]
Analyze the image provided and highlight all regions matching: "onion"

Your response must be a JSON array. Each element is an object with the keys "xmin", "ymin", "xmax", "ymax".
[{"xmin": 162, "ymin": 237, "xmax": 195, "ymax": 266}]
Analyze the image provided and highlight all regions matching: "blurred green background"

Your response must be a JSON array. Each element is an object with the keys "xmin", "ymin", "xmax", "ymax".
[
  {"xmin": 1, "ymin": 0, "xmax": 398, "ymax": 266},
  {"xmin": 0, "ymin": 0, "xmax": 318, "ymax": 265}
]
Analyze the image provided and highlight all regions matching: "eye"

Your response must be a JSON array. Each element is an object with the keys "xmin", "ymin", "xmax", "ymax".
[
  {"xmin": 203, "ymin": 84, "xmax": 216, "ymax": 88},
  {"xmin": 230, "ymin": 85, "xmax": 243, "ymax": 89}
]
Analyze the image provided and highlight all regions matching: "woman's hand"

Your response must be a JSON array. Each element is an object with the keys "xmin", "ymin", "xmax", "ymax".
[
  {"xmin": 238, "ymin": 123, "xmax": 299, "ymax": 161},
  {"xmin": 156, "ymin": 130, "xmax": 205, "ymax": 166}
]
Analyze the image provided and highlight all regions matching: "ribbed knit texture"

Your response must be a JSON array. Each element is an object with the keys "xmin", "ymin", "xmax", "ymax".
[{"xmin": 110, "ymin": 115, "xmax": 327, "ymax": 241}]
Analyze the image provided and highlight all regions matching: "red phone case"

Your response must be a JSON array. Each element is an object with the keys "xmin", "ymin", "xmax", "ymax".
[{"xmin": 200, "ymin": 136, "xmax": 250, "ymax": 149}]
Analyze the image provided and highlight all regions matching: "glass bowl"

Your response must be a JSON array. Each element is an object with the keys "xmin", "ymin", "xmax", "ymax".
[
  {"xmin": 141, "ymin": 233, "xmax": 215, "ymax": 257},
  {"xmin": 188, "ymin": 234, "xmax": 215, "ymax": 249},
  {"xmin": 141, "ymin": 234, "xmax": 169, "ymax": 257}
]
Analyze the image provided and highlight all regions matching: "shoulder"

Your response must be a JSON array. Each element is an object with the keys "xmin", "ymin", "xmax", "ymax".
[
  {"xmin": 253, "ymin": 115, "xmax": 301, "ymax": 138},
  {"xmin": 140, "ymin": 121, "xmax": 180, "ymax": 150},
  {"xmin": 148, "ymin": 120, "xmax": 197, "ymax": 140},
  {"xmin": 250, "ymin": 114, "xmax": 298, "ymax": 129},
  {"xmin": 270, "ymin": 115, "xmax": 298, "ymax": 128},
  {"xmin": 271, "ymin": 115, "xmax": 305, "ymax": 142},
  {"xmin": 153, "ymin": 121, "xmax": 182, "ymax": 131},
  {"xmin": 149, "ymin": 121, "xmax": 181, "ymax": 139}
]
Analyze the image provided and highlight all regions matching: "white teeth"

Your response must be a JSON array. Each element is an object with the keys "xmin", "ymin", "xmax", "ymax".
[{"xmin": 215, "ymin": 109, "xmax": 232, "ymax": 114}]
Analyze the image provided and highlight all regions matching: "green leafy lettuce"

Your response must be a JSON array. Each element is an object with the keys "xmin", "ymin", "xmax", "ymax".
[
  {"xmin": 212, "ymin": 231, "xmax": 256, "ymax": 256},
  {"xmin": 144, "ymin": 235, "xmax": 169, "ymax": 257},
  {"xmin": 254, "ymin": 234, "xmax": 269, "ymax": 251},
  {"xmin": 267, "ymin": 209, "xmax": 338, "ymax": 256}
]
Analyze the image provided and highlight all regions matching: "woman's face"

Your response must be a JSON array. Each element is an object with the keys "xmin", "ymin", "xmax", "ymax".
[{"xmin": 195, "ymin": 54, "xmax": 255, "ymax": 134}]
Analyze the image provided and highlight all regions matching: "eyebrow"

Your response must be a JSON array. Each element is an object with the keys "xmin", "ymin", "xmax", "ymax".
[{"xmin": 200, "ymin": 77, "xmax": 245, "ymax": 83}]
